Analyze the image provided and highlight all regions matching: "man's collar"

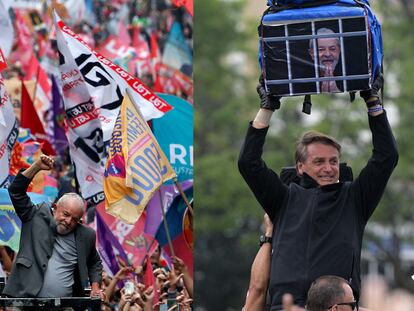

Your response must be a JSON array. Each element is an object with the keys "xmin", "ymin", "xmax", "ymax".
[
  {"xmin": 298, "ymin": 173, "xmax": 319, "ymax": 188},
  {"xmin": 298, "ymin": 173, "xmax": 342, "ymax": 190}
]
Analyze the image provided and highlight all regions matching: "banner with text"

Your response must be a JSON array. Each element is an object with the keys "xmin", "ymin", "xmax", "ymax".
[
  {"xmin": 54, "ymin": 12, "xmax": 172, "ymax": 121},
  {"xmin": 152, "ymin": 94, "xmax": 193, "ymax": 181},
  {"xmin": 56, "ymin": 20, "xmax": 106, "ymax": 204},
  {"xmin": 104, "ymin": 93, "xmax": 176, "ymax": 224}
]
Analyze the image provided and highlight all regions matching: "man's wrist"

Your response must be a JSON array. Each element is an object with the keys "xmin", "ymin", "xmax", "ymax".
[
  {"xmin": 21, "ymin": 165, "xmax": 41, "ymax": 179},
  {"xmin": 253, "ymin": 109, "xmax": 273, "ymax": 129},
  {"xmin": 365, "ymin": 96, "xmax": 381, "ymax": 108},
  {"xmin": 259, "ymin": 235, "xmax": 272, "ymax": 247},
  {"xmin": 367, "ymin": 104, "xmax": 384, "ymax": 116}
]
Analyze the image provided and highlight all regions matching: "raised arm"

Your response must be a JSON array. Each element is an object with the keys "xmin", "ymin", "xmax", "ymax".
[
  {"xmin": 238, "ymin": 82, "xmax": 288, "ymax": 220},
  {"xmin": 354, "ymin": 75, "xmax": 399, "ymax": 221},
  {"xmin": 8, "ymin": 154, "xmax": 54, "ymax": 222}
]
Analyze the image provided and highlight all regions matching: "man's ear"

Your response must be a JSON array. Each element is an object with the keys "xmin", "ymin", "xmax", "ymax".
[
  {"xmin": 296, "ymin": 162, "xmax": 304, "ymax": 175},
  {"xmin": 52, "ymin": 203, "xmax": 57, "ymax": 211},
  {"xmin": 308, "ymin": 48, "xmax": 314, "ymax": 60}
]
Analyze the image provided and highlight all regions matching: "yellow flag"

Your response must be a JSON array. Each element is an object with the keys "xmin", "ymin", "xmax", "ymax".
[{"xmin": 104, "ymin": 92, "xmax": 176, "ymax": 223}]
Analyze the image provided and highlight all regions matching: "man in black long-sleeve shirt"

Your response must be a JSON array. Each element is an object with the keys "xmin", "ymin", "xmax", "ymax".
[{"xmin": 238, "ymin": 77, "xmax": 398, "ymax": 310}]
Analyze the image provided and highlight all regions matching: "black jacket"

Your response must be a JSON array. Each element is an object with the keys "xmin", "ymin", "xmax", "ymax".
[
  {"xmin": 3, "ymin": 171, "xmax": 103, "ymax": 298},
  {"xmin": 238, "ymin": 112, "xmax": 398, "ymax": 309}
]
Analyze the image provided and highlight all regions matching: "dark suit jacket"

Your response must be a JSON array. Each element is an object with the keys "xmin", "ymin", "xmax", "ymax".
[{"xmin": 3, "ymin": 171, "xmax": 102, "ymax": 297}]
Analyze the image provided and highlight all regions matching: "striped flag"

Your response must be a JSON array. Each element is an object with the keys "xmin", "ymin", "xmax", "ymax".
[{"xmin": 104, "ymin": 92, "xmax": 176, "ymax": 224}]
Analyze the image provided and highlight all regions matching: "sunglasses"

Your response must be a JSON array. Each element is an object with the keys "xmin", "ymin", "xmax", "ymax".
[{"xmin": 328, "ymin": 301, "xmax": 358, "ymax": 310}]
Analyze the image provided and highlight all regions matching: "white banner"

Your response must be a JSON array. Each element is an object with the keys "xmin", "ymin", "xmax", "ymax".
[
  {"xmin": 0, "ymin": 74, "xmax": 18, "ymax": 188},
  {"xmin": 54, "ymin": 12, "xmax": 172, "ymax": 122},
  {"xmin": 55, "ymin": 20, "xmax": 105, "ymax": 204}
]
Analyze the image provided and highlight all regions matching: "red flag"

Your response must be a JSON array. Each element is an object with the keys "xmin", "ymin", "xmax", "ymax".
[
  {"xmin": 143, "ymin": 255, "xmax": 159, "ymax": 304},
  {"xmin": 24, "ymin": 54, "xmax": 52, "ymax": 126},
  {"xmin": 150, "ymin": 33, "xmax": 164, "ymax": 92},
  {"xmin": 144, "ymin": 255, "xmax": 154, "ymax": 287},
  {"xmin": 172, "ymin": 0, "xmax": 193, "ymax": 16},
  {"xmin": 0, "ymin": 48, "xmax": 7, "ymax": 72},
  {"xmin": 20, "ymin": 81, "xmax": 56, "ymax": 155}
]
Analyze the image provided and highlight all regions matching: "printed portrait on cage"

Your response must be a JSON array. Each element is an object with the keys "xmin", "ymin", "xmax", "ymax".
[{"xmin": 261, "ymin": 17, "xmax": 371, "ymax": 96}]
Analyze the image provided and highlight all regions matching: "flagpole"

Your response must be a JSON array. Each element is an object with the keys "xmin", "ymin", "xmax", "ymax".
[
  {"xmin": 140, "ymin": 234, "xmax": 158, "ymax": 267},
  {"xmin": 173, "ymin": 177, "xmax": 193, "ymax": 217},
  {"xmin": 138, "ymin": 187, "xmax": 177, "ymax": 267},
  {"xmin": 158, "ymin": 189, "xmax": 176, "ymax": 258},
  {"xmin": 32, "ymin": 63, "xmax": 41, "ymax": 103}
]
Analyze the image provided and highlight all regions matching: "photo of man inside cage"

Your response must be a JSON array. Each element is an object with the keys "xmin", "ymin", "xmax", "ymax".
[{"xmin": 262, "ymin": 17, "xmax": 372, "ymax": 96}]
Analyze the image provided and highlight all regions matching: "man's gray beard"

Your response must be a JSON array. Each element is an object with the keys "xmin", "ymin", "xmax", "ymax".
[
  {"xmin": 320, "ymin": 59, "xmax": 339, "ymax": 72},
  {"xmin": 57, "ymin": 223, "xmax": 71, "ymax": 235}
]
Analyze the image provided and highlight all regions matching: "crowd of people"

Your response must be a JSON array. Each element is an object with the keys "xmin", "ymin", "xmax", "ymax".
[{"xmin": 101, "ymin": 253, "xmax": 193, "ymax": 311}]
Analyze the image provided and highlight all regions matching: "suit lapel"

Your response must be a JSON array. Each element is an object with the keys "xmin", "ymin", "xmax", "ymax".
[{"xmin": 75, "ymin": 226, "xmax": 84, "ymax": 257}]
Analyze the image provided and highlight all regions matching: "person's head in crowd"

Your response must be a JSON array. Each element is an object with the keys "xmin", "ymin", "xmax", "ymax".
[
  {"xmin": 309, "ymin": 28, "xmax": 341, "ymax": 75},
  {"xmin": 306, "ymin": 275, "xmax": 357, "ymax": 311},
  {"xmin": 295, "ymin": 131, "xmax": 341, "ymax": 186},
  {"xmin": 53, "ymin": 193, "xmax": 85, "ymax": 235}
]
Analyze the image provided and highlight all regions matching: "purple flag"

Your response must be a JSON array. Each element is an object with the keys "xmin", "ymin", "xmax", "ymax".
[
  {"xmin": 144, "ymin": 180, "xmax": 193, "ymax": 236},
  {"xmin": 51, "ymin": 75, "xmax": 68, "ymax": 157},
  {"xmin": 96, "ymin": 207, "xmax": 130, "ymax": 277}
]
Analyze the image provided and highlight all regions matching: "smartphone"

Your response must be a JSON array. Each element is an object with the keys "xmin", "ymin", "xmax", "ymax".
[{"xmin": 124, "ymin": 281, "xmax": 135, "ymax": 295}]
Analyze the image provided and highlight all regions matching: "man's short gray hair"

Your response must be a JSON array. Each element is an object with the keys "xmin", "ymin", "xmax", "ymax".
[
  {"xmin": 306, "ymin": 275, "xmax": 349, "ymax": 311},
  {"xmin": 309, "ymin": 28, "xmax": 340, "ymax": 49},
  {"xmin": 57, "ymin": 193, "xmax": 86, "ymax": 213}
]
